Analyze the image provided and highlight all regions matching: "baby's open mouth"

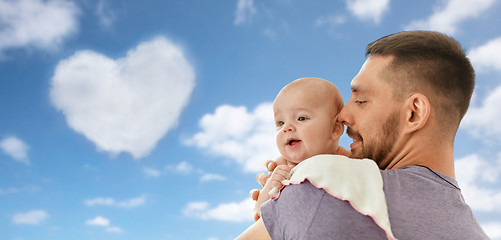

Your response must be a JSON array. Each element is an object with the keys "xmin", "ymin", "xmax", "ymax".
[{"xmin": 288, "ymin": 139, "xmax": 301, "ymax": 146}]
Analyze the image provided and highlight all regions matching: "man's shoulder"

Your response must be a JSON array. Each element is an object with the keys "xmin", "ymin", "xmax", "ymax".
[
  {"xmin": 380, "ymin": 165, "xmax": 460, "ymax": 189},
  {"xmin": 380, "ymin": 166, "xmax": 489, "ymax": 239}
]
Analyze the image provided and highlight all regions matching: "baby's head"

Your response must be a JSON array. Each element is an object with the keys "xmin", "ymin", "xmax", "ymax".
[{"xmin": 273, "ymin": 77, "xmax": 344, "ymax": 166}]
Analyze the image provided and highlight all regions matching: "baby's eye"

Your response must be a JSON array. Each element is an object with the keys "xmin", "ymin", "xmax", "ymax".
[
  {"xmin": 298, "ymin": 116, "xmax": 307, "ymax": 121},
  {"xmin": 276, "ymin": 121, "xmax": 284, "ymax": 127}
]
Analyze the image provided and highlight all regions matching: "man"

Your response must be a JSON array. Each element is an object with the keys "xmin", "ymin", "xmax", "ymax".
[{"xmin": 237, "ymin": 31, "xmax": 489, "ymax": 239}]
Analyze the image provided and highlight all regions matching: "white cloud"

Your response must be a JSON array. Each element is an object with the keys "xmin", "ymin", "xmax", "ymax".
[
  {"xmin": 346, "ymin": 0, "xmax": 390, "ymax": 24},
  {"xmin": 50, "ymin": 36, "xmax": 195, "ymax": 159},
  {"xmin": 106, "ymin": 226, "xmax": 124, "ymax": 233},
  {"xmin": 183, "ymin": 198, "xmax": 253, "ymax": 222},
  {"xmin": 183, "ymin": 201, "xmax": 209, "ymax": 214},
  {"xmin": 95, "ymin": 0, "xmax": 116, "ymax": 28},
  {"xmin": 0, "ymin": 0, "xmax": 79, "ymax": 53},
  {"xmin": 0, "ymin": 136, "xmax": 29, "ymax": 165},
  {"xmin": 183, "ymin": 201, "xmax": 209, "ymax": 217},
  {"xmin": 200, "ymin": 173, "xmax": 226, "ymax": 182},
  {"xmin": 84, "ymin": 197, "xmax": 115, "ymax": 206},
  {"xmin": 0, "ymin": 188, "xmax": 15, "ymax": 195},
  {"xmin": 0, "ymin": 185, "xmax": 40, "ymax": 196},
  {"xmin": 150, "ymin": 162, "xmax": 221, "ymax": 179},
  {"xmin": 482, "ymin": 222, "xmax": 501, "ymax": 239},
  {"xmin": 117, "ymin": 196, "xmax": 146, "ymax": 208},
  {"xmin": 174, "ymin": 161, "xmax": 193, "ymax": 173},
  {"xmin": 85, "ymin": 216, "xmax": 123, "ymax": 234},
  {"xmin": 83, "ymin": 164, "xmax": 98, "ymax": 171},
  {"xmin": 315, "ymin": 14, "xmax": 347, "ymax": 28},
  {"xmin": 143, "ymin": 167, "xmax": 161, "ymax": 178},
  {"xmin": 405, "ymin": 0, "xmax": 496, "ymax": 34},
  {"xmin": 12, "ymin": 210, "xmax": 48, "ymax": 224},
  {"xmin": 262, "ymin": 28, "xmax": 277, "ymax": 40},
  {"xmin": 462, "ymin": 84, "xmax": 501, "ymax": 141},
  {"xmin": 185, "ymin": 103, "xmax": 280, "ymax": 172},
  {"xmin": 455, "ymin": 154, "xmax": 501, "ymax": 212},
  {"xmin": 86, "ymin": 216, "xmax": 109, "ymax": 226},
  {"xmin": 468, "ymin": 37, "xmax": 501, "ymax": 72},
  {"xmin": 84, "ymin": 196, "xmax": 146, "ymax": 208},
  {"xmin": 314, "ymin": 14, "xmax": 347, "ymax": 36},
  {"xmin": 234, "ymin": 0, "xmax": 256, "ymax": 25},
  {"xmin": 166, "ymin": 161, "xmax": 194, "ymax": 174}
]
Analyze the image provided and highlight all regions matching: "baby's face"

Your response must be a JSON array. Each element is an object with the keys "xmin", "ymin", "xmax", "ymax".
[{"xmin": 273, "ymin": 84, "xmax": 340, "ymax": 166}]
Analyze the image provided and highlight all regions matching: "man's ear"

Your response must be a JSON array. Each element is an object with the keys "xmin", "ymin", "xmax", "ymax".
[{"xmin": 404, "ymin": 93, "xmax": 430, "ymax": 134}]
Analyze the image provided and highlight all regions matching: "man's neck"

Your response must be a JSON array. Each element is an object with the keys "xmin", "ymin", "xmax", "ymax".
[{"xmin": 384, "ymin": 136, "xmax": 456, "ymax": 179}]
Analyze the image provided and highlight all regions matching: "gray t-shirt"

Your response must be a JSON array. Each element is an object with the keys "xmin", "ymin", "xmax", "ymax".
[{"xmin": 261, "ymin": 165, "xmax": 489, "ymax": 239}]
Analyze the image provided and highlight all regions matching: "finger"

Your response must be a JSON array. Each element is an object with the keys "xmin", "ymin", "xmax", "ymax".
[
  {"xmin": 256, "ymin": 172, "xmax": 267, "ymax": 183},
  {"xmin": 249, "ymin": 189, "xmax": 259, "ymax": 201},
  {"xmin": 256, "ymin": 173, "xmax": 270, "ymax": 186},
  {"xmin": 252, "ymin": 211, "xmax": 261, "ymax": 221},
  {"xmin": 272, "ymin": 165, "xmax": 292, "ymax": 179},
  {"xmin": 266, "ymin": 160, "xmax": 278, "ymax": 172},
  {"xmin": 256, "ymin": 172, "xmax": 263, "ymax": 182},
  {"xmin": 269, "ymin": 187, "xmax": 279, "ymax": 198},
  {"xmin": 276, "ymin": 156, "xmax": 288, "ymax": 166},
  {"xmin": 270, "ymin": 171, "xmax": 291, "ymax": 183},
  {"xmin": 267, "ymin": 177, "xmax": 286, "ymax": 192},
  {"xmin": 264, "ymin": 159, "xmax": 275, "ymax": 169}
]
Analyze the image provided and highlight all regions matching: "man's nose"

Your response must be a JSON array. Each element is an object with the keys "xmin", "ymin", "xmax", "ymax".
[{"xmin": 337, "ymin": 104, "xmax": 352, "ymax": 126}]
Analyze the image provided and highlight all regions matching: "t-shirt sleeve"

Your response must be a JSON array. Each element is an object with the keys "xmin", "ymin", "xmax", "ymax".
[{"xmin": 261, "ymin": 180, "xmax": 326, "ymax": 239}]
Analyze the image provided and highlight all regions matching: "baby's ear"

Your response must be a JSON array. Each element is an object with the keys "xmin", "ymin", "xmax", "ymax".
[{"xmin": 332, "ymin": 121, "xmax": 344, "ymax": 140}]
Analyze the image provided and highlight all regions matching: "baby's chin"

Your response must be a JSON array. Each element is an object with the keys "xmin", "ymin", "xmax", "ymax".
[
  {"xmin": 286, "ymin": 156, "xmax": 310, "ymax": 168},
  {"xmin": 281, "ymin": 152, "xmax": 314, "ymax": 167},
  {"xmin": 286, "ymin": 161, "xmax": 299, "ymax": 168}
]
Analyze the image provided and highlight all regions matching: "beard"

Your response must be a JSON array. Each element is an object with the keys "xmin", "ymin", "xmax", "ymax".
[{"xmin": 347, "ymin": 111, "xmax": 400, "ymax": 166}]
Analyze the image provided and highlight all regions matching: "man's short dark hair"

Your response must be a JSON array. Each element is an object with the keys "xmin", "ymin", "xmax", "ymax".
[{"xmin": 366, "ymin": 31, "xmax": 475, "ymax": 135}]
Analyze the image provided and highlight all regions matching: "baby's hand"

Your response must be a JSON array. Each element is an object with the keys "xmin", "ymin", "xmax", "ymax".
[
  {"xmin": 252, "ymin": 164, "xmax": 291, "ymax": 221},
  {"xmin": 266, "ymin": 165, "xmax": 292, "ymax": 199}
]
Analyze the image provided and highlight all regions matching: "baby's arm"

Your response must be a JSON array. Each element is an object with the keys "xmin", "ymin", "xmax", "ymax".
[{"xmin": 251, "ymin": 161, "xmax": 291, "ymax": 221}]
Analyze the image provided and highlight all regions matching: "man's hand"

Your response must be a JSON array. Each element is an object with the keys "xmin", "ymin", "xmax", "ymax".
[{"xmin": 250, "ymin": 156, "xmax": 289, "ymax": 221}]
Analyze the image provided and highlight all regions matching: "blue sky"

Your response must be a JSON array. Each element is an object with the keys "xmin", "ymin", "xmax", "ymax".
[{"xmin": 1, "ymin": 0, "xmax": 501, "ymax": 239}]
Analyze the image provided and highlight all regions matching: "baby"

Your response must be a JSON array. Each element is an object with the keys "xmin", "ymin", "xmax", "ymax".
[{"xmin": 252, "ymin": 77, "xmax": 349, "ymax": 220}]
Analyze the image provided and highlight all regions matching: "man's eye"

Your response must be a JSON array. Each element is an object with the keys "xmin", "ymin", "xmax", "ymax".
[
  {"xmin": 298, "ymin": 116, "xmax": 307, "ymax": 121},
  {"xmin": 355, "ymin": 100, "xmax": 367, "ymax": 104}
]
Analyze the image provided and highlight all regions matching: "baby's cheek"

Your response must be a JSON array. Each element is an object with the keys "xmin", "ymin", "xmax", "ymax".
[{"xmin": 277, "ymin": 145, "xmax": 287, "ymax": 157}]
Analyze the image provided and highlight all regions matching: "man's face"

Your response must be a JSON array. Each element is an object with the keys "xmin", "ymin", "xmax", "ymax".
[{"xmin": 338, "ymin": 55, "xmax": 402, "ymax": 168}]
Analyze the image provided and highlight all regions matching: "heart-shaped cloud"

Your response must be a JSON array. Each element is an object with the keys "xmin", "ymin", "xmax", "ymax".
[{"xmin": 50, "ymin": 36, "xmax": 195, "ymax": 158}]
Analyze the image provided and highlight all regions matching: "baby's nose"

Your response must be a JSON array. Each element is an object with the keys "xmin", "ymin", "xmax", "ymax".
[{"xmin": 282, "ymin": 122, "xmax": 295, "ymax": 132}]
